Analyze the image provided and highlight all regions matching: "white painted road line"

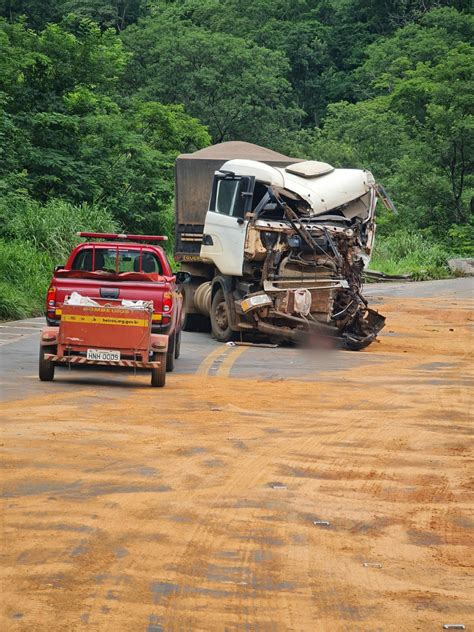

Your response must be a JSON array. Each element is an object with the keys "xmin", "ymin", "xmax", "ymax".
[{"xmin": 0, "ymin": 325, "xmax": 42, "ymax": 330}]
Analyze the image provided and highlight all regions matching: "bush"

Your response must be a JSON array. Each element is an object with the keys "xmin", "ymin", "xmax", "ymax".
[
  {"xmin": 0, "ymin": 240, "xmax": 54, "ymax": 319},
  {"xmin": 448, "ymin": 220, "xmax": 474, "ymax": 257},
  {"xmin": 370, "ymin": 230, "xmax": 454, "ymax": 280},
  {"xmin": 1, "ymin": 196, "xmax": 119, "ymax": 262},
  {"xmin": 0, "ymin": 195, "xmax": 120, "ymax": 320}
]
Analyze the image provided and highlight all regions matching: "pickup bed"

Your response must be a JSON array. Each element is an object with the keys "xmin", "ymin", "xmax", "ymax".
[{"xmin": 45, "ymin": 233, "xmax": 183, "ymax": 371}]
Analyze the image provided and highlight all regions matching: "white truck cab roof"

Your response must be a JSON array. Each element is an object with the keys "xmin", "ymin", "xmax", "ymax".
[{"xmin": 218, "ymin": 159, "xmax": 376, "ymax": 220}]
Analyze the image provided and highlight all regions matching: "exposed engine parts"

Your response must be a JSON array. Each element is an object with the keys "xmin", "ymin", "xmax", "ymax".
[{"xmin": 232, "ymin": 185, "xmax": 386, "ymax": 349}]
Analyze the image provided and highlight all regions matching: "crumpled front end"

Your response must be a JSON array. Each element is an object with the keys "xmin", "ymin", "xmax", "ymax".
[{"xmin": 238, "ymin": 171, "xmax": 386, "ymax": 349}]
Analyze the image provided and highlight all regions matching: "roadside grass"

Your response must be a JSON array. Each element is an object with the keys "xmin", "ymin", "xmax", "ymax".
[
  {"xmin": 0, "ymin": 240, "xmax": 54, "ymax": 319},
  {"xmin": 2, "ymin": 197, "xmax": 118, "ymax": 261},
  {"xmin": 0, "ymin": 197, "xmax": 118, "ymax": 320},
  {"xmin": 370, "ymin": 231, "xmax": 455, "ymax": 280}
]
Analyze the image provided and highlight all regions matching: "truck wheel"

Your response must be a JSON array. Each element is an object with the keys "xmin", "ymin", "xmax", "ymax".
[
  {"xmin": 211, "ymin": 288, "xmax": 237, "ymax": 343},
  {"xmin": 166, "ymin": 334, "xmax": 175, "ymax": 372},
  {"xmin": 151, "ymin": 353, "xmax": 166, "ymax": 387},
  {"xmin": 39, "ymin": 345, "xmax": 55, "ymax": 381},
  {"xmin": 174, "ymin": 329, "xmax": 181, "ymax": 359}
]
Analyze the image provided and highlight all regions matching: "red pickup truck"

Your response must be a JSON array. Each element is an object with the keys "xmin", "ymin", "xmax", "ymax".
[{"xmin": 45, "ymin": 232, "xmax": 188, "ymax": 372}]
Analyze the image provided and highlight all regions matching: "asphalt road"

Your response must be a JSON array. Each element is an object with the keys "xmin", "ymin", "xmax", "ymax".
[
  {"xmin": 0, "ymin": 278, "xmax": 472, "ymax": 398},
  {"xmin": 1, "ymin": 278, "xmax": 473, "ymax": 631}
]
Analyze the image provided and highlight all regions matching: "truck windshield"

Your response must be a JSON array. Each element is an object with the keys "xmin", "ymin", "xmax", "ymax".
[{"xmin": 72, "ymin": 248, "xmax": 162, "ymax": 274}]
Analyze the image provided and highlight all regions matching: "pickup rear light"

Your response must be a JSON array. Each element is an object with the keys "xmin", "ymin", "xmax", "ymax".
[
  {"xmin": 46, "ymin": 286, "xmax": 56, "ymax": 310},
  {"xmin": 163, "ymin": 292, "xmax": 173, "ymax": 313}
]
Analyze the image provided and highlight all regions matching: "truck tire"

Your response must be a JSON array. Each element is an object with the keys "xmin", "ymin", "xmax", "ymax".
[
  {"xmin": 174, "ymin": 329, "xmax": 181, "ymax": 359},
  {"xmin": 151, "ymin": 353, "xmax": 166, "ymax": 387},
  {"xmin": 166, "ymin": 333, "xmax": 175, "ymax": 372},
  {"xmin": 39, "ymin": 346, "xmax": 55, "ymax": 381},
  {"xmin": 210, "ymin": 288, "xmax": 237, "ymax": 343}
]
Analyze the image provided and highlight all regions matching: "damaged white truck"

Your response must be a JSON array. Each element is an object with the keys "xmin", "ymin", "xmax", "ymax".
[{"xmin": 175, "ymin": 141, "xmax": 393, "ymax": 350}]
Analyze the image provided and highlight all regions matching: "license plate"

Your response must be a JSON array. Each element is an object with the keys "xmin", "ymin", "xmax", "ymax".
[{"xmin": 86, "ymin": 349, "xmax": 121, "ymax": 362}]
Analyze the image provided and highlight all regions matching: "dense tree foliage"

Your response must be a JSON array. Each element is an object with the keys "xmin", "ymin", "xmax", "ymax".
[
  {"xmin": 0, "ymin": 16, "xmax": 209, "ymax": 232},
  {"xmin": 281, "ymin": 8, "xmax": 473, "ymax": 237},
  {"xmin": 0, "ymin": 0, "xmax": 472, "ymax": 316}
]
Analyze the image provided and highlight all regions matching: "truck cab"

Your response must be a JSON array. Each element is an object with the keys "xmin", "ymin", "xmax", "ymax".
[{"xmin": 175, "ymin": 142, "xmax": 391, "ymax": 349}]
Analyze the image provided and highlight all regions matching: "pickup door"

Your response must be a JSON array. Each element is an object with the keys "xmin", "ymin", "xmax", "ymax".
[{"xmin": 201, "ymin": 174, "xmax": 255, "ymax": 276}]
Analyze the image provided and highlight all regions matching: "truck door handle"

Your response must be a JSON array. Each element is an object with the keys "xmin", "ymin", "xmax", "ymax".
[
  {"xmin": 202, "ymin": 234, "xmax": 214, "ymax": 245},
  {"xmin": 100, "ymin": 288, "xmax": 119, "ymax": 299}
]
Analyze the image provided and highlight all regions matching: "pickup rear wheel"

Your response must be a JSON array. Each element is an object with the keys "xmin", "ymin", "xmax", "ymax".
[
  {"xmin": 151, "ymin": 352, "xmax": 166, "ymax": 387},
  {"xmin": 39, "ymin": 345, "xmax": 55, "ymax": 381},
  {"xmin": 211, "ymin": 288, "xmax": 237, "ymax": 343},
  {"xmin": 166, "ymin": 334, "xmax": 175, "ymax": 372}
]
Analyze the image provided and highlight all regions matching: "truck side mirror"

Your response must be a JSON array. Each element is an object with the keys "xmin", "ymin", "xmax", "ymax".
[
  {"xmin": 176, "ymin": 271, "xmax": 192, "ymax": 284},
  {"xmin": 54, "ymin": 265, "xmax": 64, "ymax": 272}
]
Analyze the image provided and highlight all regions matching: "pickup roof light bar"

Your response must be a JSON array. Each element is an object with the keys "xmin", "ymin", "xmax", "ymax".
[{"xmin": 78, "ymin": 232, "xmax": 168, "ymax": 242}]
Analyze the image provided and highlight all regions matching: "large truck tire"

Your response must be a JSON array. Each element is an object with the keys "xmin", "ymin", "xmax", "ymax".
[
  {"xmin": 166, "ymin": 333, "xmax": 175, "ymax": 372},
  {"xmin": 39, "ymin": 346, "xmax": 55, "ymax": 381},
  {"xmin": 151, "ymin": 353, "xmax": 166, "ymax": 387},
  {"xmin": 210, "ymin": 288, "xmax": 237, "ymax": 343}
]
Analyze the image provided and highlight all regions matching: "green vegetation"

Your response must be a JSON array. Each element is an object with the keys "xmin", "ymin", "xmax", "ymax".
[
  {"xmin": 371, "ymin": 231, "xmax": 454, "ymax": 281},
  {"xmin": 0, "ymin": 1, "xmax": 472, "ymax": 318},
  {"xmin": 0, "ymin": 240, "xmax": 53, "ymax": 319},
  {"xmin": 0, "ymin": 197, "xmax": 118, "ymax": 318}
]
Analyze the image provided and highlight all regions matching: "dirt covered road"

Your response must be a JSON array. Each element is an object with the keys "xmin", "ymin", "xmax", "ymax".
[{"xmin": 1, "ymin": 280, "xmax": 473, "ymax": 631}]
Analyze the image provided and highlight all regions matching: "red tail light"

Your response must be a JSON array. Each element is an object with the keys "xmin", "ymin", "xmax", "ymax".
[
  {"xmin": 46, "ymin": 286, "xmax": 56, "ymax": 309},
  {"xmin": 163, "ymin": 292, "xmax": 173, "ymax": 313}
]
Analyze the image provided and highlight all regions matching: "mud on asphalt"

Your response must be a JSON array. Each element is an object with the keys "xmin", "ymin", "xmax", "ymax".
[{"xmin": 0, "ymin": 279, "xmax": 473, "ymax": 631}]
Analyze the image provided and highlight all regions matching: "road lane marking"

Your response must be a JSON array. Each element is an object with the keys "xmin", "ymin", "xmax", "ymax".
[
  {"xmin": 0, "ymin": 331, "xmax": 39, "ymax": 346},
  {"xmin": 196, "ymin": 345, "xmax": 228, "ymax": 376},
  {"xmin": 0, "ymin": 325, "xmax": 41, "ymax": 330},
  {"xmin": 216, "ymin": 346, "xmax": 248, "ymax": 377}
]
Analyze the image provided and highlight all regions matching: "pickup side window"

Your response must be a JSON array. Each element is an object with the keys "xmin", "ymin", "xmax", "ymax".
[{"xmin": 72, "ymin": 248, "xmax": 162, "ymax": 275}]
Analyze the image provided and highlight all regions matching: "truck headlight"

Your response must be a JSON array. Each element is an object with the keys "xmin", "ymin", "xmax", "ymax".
[{"xmin": 240, "ymin": 294, "xmax": 273, "ymax": 313}]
